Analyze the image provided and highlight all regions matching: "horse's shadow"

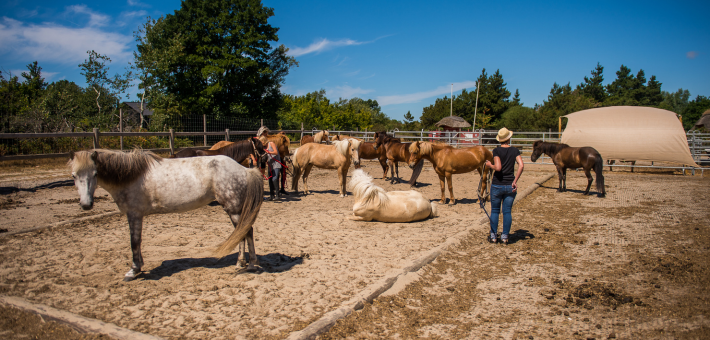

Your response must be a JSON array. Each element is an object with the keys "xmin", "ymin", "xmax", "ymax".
[
  {"xmin": 302, "ymin": 189, "xmax": 341, "ymax": 195},
  {"xmin": 140, "ymin": 252, "xmax": 304, "ymax": 281},
  {"xmin": 538, "ymin": 185, "xmax": 603, "ymax": 196},
  {"xmin": 452, "ymin": 197, "xmax": 484, "ymax": 205},
  {"xmin": 0, "ymin": 179, "xmax": 74, "ymax": 195},
  {"xmin": 508, "ymin": 229, "xmax": 535, "ymax": 244},
  {"xmin": 408, "ymin": 182, "xmax": 431, "ymax": 188}
]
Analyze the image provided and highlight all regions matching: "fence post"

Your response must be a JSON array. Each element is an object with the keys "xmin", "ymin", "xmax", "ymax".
[
  {"xmin": 93, "ymin": 128, "xmax": 100, "ymax": 149},
  {"xmin": 300, "ymin": 122, "xmax": 304, "ymax": 142},
  {"xmin": 478, "ymin": 129, "xmax": 482, "ymax": 145},
  {"xmin": 225, "ymin": 129, "xmax": 230, "ymax": 141},
  {"xmin": 169, "ymin": 129, "xmax": 175, "ymax": 156},
  {"xmin": 421, "ymin": 129, "xmax": 423, "ymax": 142},
  {"xmin": 203, "ymin": 114, "xmax": 207, "ymax": 146},
  {"xmin": 119, "ymin": 108, "xmax": 123, "ymax": 151}
]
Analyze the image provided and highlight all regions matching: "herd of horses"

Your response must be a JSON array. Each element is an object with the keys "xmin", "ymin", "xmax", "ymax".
[{"xmin": 68, "ymin": 129, "xmax": 607, "ymax": 281}]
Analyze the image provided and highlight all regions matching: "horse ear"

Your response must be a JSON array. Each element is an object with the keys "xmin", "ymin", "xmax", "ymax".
[
  {"xmin": 91, "ymin": 151, "xmax": 98, "ymax": 162},
  {"xmin": 69, "ymin": 151, "xmax": 75, "ymax": 160}
]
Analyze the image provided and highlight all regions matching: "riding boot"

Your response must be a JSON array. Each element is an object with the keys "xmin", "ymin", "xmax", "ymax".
[{"xmin": 266, "ymin": 191, "xmax": 275, "ymax": 201}]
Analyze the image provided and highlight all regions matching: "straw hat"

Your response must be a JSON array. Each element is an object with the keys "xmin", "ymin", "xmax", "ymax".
[
  {"xmin": 496, "ymin": 127, "xmax": 513, "ymax": 142},
  {"xmin": 257, "ymin": 126, "xmax": 270, "ymax": 137}
]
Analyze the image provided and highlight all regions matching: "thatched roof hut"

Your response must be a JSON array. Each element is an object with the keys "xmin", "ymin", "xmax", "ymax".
[
  {"xmin": 435, "ymin": 116, "xmax": 471, "ymax": 130},
  {"xmin": 693, "ymin": 109, "xmax": 710, "ymax": 130}
]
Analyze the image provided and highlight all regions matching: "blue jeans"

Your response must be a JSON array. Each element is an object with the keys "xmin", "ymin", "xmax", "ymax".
[{"xmin": 490, "ymin": 184, "xmax": 516, "ymax": 240}]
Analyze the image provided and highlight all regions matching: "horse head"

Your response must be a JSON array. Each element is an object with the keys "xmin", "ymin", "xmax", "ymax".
[
  {"xmin": 530, "ymin": 140, "xmax": 544, "ymax": 162},
  {"xmin": 408, "ymin": 141, "xmax": 426, "ymax": 169},
  {"xmin": 373, "ymin": 131, "xmax": 388, "ymax": 151},
  {"xmin": 349, "ymin": 139, "xmax": 362, "ymax": 167},
  {"xmin": 69, "ymin": 150, "xmax": 99, "ymax": 210},
  {"xmin": 251, "ymin": 137, "xmax": 269, "ymax": 166}
]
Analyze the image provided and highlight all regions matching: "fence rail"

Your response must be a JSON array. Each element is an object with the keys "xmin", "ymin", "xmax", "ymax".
[{"xmin": 1, "ymin": 126, "xmax": 709, "ymax": 175}]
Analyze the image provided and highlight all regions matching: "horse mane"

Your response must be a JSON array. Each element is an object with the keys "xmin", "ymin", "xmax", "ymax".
[
  {"xmin": 535, "ymin": 141, "xmax": 570, "ymax": 155},
  {"xmin": 221, "ymin": 138, "xmax": 262, "ymax": 162},
  {"xmin": 411, "ymin": 141, "xmax": 438, "ymax": 156},
  {"xmin": 349, "ymin": 169, "xmax": 390, "ymax": 207},
  {"xmin": 332, "ymin": 140, "xmax": 350, "ymax": 156},
  {"xmin": 69, "ymin": 149, "xmax": 161, "ymax": 186}
]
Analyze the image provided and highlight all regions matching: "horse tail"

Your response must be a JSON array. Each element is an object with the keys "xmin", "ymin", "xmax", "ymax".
[
  {"xmin": 429, "ymin": 201, "xmax": 439, "ymax": 218},
  {"xmin": 214, "ymin": 168, "xmax": 264, "ymax": 258},
  {"xmin": 408, "ymin": 159, "xmax": 424, "ymax": 187},
  {"xmin": 594, "ymin": 152, "xmax": 605, "ymax": 194}
]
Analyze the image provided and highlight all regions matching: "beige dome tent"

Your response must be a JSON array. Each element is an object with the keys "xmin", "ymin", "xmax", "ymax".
[{"xmin": 561, "ymin": 106, "xmax": 698, "ymax": 167}]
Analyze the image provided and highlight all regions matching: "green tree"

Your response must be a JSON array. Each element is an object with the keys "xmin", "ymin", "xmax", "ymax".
[
  {"xmin": 577, "ymin": 62, "xmax": 606, "ymax": 103},
  {"xmin": 659, "ymin": 88, "xmax": 691, "ymax": 115},
  {"xmin": 134, "ymin": 0, "xmax": 297, "ymax": 119},
  {"xmin": 683, "ymin": 95, "xmax": 710, "ymax": 131},
  {"xmin": 0, "ymin": 71, "xmax": 29, "ymax": 132},
  {"xmin": 536, "ymin": 82, "xmax": 599, "ymax": 131},
  {"xmin": 79, "ymin": 50, "xmax": 133, "ymax": 125},
  {"xmin": 498, "ymin": 105, "xmax": 537, "ymax": 131},
  {"xmin": 604, "ymin": 65, "xmax": 662, "ymax": 107}
]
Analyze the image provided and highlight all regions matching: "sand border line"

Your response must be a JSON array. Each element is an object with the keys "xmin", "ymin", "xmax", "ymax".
[
  {"xmin": 285, "ymin": 173, "xmax": 556, "ymax": 340},
  {"xmin": 1, "ymin": 210, "xmax": 122, "ymax": 238},
  {"xmin": 0, "ymin": 295, "xmax": 164, "ymax": 340}
]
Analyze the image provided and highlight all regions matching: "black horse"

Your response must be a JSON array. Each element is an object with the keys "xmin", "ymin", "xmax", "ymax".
[{"xmin": 530, "ymin": 140, "xmax": 606, "ymax": 197}]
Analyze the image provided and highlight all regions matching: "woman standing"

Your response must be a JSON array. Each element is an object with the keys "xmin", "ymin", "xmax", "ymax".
[
  {"xmin": 484, "ymin": 127, "xmax": 524, "ymax": 244},
  {"xmin": 256, "ymin": 126, "xmax": 283, "ymax": 201}
]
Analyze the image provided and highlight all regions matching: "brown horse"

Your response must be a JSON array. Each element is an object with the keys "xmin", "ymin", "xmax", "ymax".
[
  {"xmin": 209, "ymin": 134, "xmax": 292, "ymax": 182},
  {"xmin": 407, "ymin": 141, "xmax": 493, "ymax": 205},
  {"xmin": 373, "ymin": 131, "xmax": 424, "ymax": 186},
  {"xmin": 195, "ymin": 138, "xmax": 268, "ymax": 166},
  {"xmin": 291, "ymin": 139, "xmax": 362, "ymax": 197},
  {"xmin": 300, "ymin": 130, "xmax": 330, "ymax": 145},
  {"xmin": 330, "ymin": 134, "xmax": 363, "ymax": 142},
  {"xmin": 356, "ymin": 141, "xmax": 389, "ymax": 179},
  {"xmin": 172, "ymin": 148, "xmax": 204, "ymax": 158},
  {"xmin": 530, "ymin": 140, "xmax": 606, "ymax": 197}
]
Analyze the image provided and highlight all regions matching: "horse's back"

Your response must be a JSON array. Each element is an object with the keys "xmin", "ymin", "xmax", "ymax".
[{"xmin": 370, "ymin": 190, "xmax": 432, "ymax": 222}]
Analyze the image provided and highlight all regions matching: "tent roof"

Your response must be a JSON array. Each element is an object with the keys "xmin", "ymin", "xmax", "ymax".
[
  {"xmin": 561, "ymin": 106, "xmax": 698, "ymax": 167},
  {"xmin": 435, "ymin": 116, "xmax": 471, "ymax": 128}
]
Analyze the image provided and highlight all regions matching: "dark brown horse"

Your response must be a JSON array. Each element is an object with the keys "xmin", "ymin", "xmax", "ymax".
[
  {"xmin": 172, "ymin": 148, "xmax": 204, "ymax": 158},
  {"xmin": 356, "ymin": 141, "xmax": 389, "ymax": 179},
  {"xmin": 531, "ymin": 141, "xmax": 606, "ymax": 197},
  {"xmin": 373, "ymin": 131, "xmax": 424, "ymax": 186},
  {"xmin": 194, "ymin": 138, "xmax": 268, "ymax": 166}
]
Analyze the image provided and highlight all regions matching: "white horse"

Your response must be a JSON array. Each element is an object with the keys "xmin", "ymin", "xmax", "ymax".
[
  {"xmin": 347, "ymin": 169, "xmax": 438, "ymax": 222},
  {"xmin": 68, "ymin": 149, "xmax": 264, "ymax": 281}
]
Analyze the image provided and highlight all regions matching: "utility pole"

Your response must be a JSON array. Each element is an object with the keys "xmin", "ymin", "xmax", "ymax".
[
  {"xmin": 473, "ymin": 81, "xmax": 480, "ymax": 129},
  {"xmin": 450, "ymin": 84, "xmax": 453, "ymax": 116}
]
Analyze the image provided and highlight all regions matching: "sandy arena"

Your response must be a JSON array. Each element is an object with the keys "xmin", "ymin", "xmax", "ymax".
[{"xmin": 0, "ymin": 157, "xmax": 708, "ymax": 339}]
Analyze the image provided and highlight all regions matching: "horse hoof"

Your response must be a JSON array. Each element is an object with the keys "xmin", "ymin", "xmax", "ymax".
[{"xmin": 124, "ymin": 269, "xmax": 139, "ymax": 281}]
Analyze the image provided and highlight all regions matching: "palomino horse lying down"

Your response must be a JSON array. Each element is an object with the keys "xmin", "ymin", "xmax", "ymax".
[
  {"xmin": 68, "ymin": 149, "xmax": 265, "ymax": 281},
  {"xmin": 291, "ymin": 139, "xmax": 362, "ymax": 197},
  {"xmin": 348, "ymin": 169, "xmax": 438, "ymax": 222}
]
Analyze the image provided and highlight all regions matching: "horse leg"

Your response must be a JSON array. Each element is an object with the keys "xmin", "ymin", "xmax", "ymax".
[
  {"xmin": 245, "ymin": 227, "xmax": 259, "ymax": 271},
  {"xmin": 394, "ymin": 161, "xmax": 401, "ymax": 183},
  {"xmin": 380, "ymin": 158, "xmax": 389, "ymax": 180},
  {"xmin": 446, "ymin": 173, "xmax": 456, "ymax": 205},
  {"xmin": 124, "ymin": 213, "xmax": 144, "ymax": 281},
  {"xmin": 583, "ymin": 167, "xmax": 593, "ymax": 195},
  {"xmin": 302, "ymin": 164, "xmax": 314, "ymax": 195},
  {"xmin": 561, "ymin": 168, "xmax": 568, "ymax": 192},
  {"xmin": 437, "ymin": 174, "xmax": 447, "ymax": 204},
  {"xmin": 237, "ymin": 240, "xmax": 247, "ymax": 268},
  {"xmin": 338, "ymin": 166, "xmax": 347, "ymax": 197},
  {"xmin": 388, "ymin": 159, "xmax": 396, "ymax": 183}
]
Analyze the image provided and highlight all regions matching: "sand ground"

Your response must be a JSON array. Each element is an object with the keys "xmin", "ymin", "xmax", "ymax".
[{"xmin": 0, "ymin": 158, "xmax": 708, "ymax": 339}]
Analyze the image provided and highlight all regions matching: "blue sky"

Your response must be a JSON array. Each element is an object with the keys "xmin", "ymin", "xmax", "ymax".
[{"xmin": 1, "ymin": 0, "xmax": 708, "ymax": 121}]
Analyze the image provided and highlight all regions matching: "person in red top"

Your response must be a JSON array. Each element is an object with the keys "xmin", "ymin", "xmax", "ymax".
[{"xmin": 484, "ymin": 127, "xmax": 524, "ymax": 244}]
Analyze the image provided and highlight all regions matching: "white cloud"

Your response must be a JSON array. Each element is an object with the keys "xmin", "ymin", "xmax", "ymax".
[
  {"xmin": 127, "ymin": 0, "xmax": 149, "ymax": 7},
  {"xmin": 327, "ymin": 85, "xmax": 373, "ymax": 99},
  {"xmin": 67, "ymin": 5, "xmax": 110, "ymax": 27},
  {"xmin": 0, "ymin": 17, "xmax": 134, "ymax": 64},
  {"xmin": 289, "ymin": 38, "xmax": 367, "ymax": 57},
  {"xmin": 377, "ymin": 81, "xmax": 479, "ymax": 106}
]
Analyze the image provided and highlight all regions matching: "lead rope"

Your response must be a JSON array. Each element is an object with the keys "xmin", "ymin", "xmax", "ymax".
[{"xmin": 477, "ymin": 166, "xmax": 493, "ymax": 222}]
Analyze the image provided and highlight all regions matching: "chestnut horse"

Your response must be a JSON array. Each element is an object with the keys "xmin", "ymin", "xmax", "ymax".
[
  {"xmin": 407, "ymin": 141, "xmax": 493, "ymax": 205},
  {"xmin": 210, "ymin": 134, "xmax": 292, "ymax": 187},
  {"xmin": 531, "ymin": 141, "xmax": 606, "ymax": 197},
  {"xmin": 373, "ymin": 131, "xmax": 424, "ymax": 186},
  {"xmin": 291, "ymin": 139, "xmax": 362, "ymax": 197},
  {"xmin": 356, "ymin": 141, "xmax": 389, "ymax": 179},
  {"xmin": 190, "ymin": 138, "xmax": 268, "ymax": 166},
  {"xmin": 330, "ymin": 134, "xmax": 362, "ymax": 142},
  {"xmin": 300, "ymin": 130, "xmax": 330, "ymax": 145}
]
